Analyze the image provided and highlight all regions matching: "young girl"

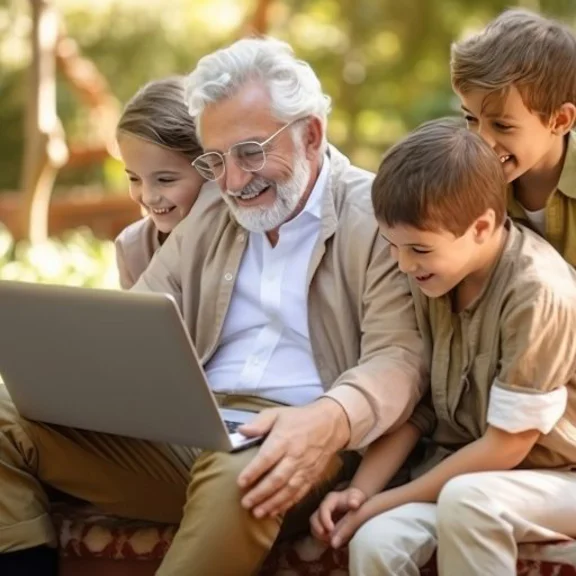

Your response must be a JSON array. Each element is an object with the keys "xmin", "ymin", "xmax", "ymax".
[{"xmin": 114, "ymin": 76, "xmax": 207, "ymax": 289}]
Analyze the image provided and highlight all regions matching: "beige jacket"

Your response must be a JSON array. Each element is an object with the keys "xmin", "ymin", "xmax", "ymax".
[{"xmin": 133, "ymin": 146, "xmax": 427, "ymax": 448}]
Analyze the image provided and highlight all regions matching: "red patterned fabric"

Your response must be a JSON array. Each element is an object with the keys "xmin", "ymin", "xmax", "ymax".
[{"xmin": 51, "ymin": 503, "xmax": 576, "ymax": 574}]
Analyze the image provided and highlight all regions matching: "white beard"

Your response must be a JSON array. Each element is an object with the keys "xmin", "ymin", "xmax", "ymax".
[{"xmin": 223, "ymin": 153, "xmax": 312, "ymax": 233}]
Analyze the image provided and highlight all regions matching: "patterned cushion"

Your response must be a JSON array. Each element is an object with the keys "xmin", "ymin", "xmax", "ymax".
[{"xmin": 51, "ymin": 503, "xmax": 576, "ymax": 574}]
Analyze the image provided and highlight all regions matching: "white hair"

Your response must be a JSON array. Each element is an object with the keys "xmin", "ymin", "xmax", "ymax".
[{"xmin": 185, "ymin": 37, "xmax": 331, "ymax": 153}]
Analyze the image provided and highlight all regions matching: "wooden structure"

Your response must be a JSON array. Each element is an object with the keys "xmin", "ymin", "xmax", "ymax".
[
  {"xmin": 19, "ymin": 0, "xmax": 69, "ymax": 243},
  {"xmin": 18, "ymin": 0, "xmax": 124, "ymax": 243}
]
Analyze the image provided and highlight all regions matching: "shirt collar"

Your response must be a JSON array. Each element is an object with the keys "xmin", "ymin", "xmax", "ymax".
[
  {"xmin": 557, "ymin": 131, "xmax": 576, "ymax": 199},
  {"xmin": 301, "ymin": 154, "xmax": 330, "ymax": 220},
  {"xmin": 277, "ymin": 153, "xmax": 330, "ymax": 232},
  {"xmin": 435, "ymin": 219, "xmax": 518, "ymax": 315}
]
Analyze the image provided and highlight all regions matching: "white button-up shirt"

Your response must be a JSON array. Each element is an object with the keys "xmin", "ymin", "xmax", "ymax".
[{"xmin": 205, "ymin": 159, "xmax": 330, "ymax": 405}]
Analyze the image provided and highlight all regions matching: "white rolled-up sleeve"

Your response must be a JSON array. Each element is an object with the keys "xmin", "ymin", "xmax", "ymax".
[
  {"xmin": 492, "ymin": 283, "xmax": 576, "ymax": 435},
  {"xmin": 488, "ymin": 384, "xmax": 568, "ymax": 434}
]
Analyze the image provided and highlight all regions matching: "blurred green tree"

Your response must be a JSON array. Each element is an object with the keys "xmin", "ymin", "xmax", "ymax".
[{"xmin": 0, "ymin": 0, "xmax": 575, "ymax": 192}]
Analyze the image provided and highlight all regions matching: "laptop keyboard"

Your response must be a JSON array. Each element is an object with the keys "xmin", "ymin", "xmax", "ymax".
[{"xmin": 225, "ymin": 420, "xmax": 242, "ymax": 434}]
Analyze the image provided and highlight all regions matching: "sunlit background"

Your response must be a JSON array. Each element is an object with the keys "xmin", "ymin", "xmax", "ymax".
[{"xmin": 0, "ymin": 0, "xmax": 575, "ymax": 288}]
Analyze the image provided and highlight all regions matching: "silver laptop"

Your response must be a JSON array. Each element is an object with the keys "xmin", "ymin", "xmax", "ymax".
[{"xmin": 0, "ymin": 280, "xmax": 260, "ymax": 452}]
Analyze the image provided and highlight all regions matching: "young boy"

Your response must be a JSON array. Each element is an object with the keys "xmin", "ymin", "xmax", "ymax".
[
  {"xmin": 310, "ymin": 119, "xmax": 576, "ymax": 576},
  {"xmin": 451, "ymin": 9, "xmax": 576, "ymax": 266}
]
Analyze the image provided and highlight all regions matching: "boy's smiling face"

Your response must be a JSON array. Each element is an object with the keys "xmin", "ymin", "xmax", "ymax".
[
  {"xmin": 457, "ymin": 86, "xmax": 562, "ymax": 184},
  {"xmin": 379, "ymin": 222, "xmax": 479, "ymax": 298}
]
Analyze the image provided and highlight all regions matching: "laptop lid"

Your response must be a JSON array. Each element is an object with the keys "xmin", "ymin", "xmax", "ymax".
[{"xmin": 0, "ymin": 280, "xmax": 235, "ymax": 450}]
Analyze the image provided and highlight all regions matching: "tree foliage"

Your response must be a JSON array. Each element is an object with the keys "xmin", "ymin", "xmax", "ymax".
[{"xmin": 0, "ymin": 0, "xmax": 575, "ymax": 191}]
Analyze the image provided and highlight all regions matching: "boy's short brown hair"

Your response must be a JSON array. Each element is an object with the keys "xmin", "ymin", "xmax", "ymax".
[
  {"xmin": 372, "ymin": 118, "xmax": 507, "ymax": 237},
  {"xmin": 451, "ymin": 9, "xmax": 576, "ymax": 119}
]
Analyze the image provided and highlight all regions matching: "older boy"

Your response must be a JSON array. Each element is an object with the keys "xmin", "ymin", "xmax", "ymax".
[
  {"xmin": 451, "ymin": 9, "xmax": 576, "ymax": 266},
  {"xmin": 311, "ymin": 119, "xmax": 576, "ymax": 576}
]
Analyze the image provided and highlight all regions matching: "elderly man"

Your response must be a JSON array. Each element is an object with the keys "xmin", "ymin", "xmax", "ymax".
[{"xmin": 0, "ymin": 38, "xmax": 425, "ymax": 576}]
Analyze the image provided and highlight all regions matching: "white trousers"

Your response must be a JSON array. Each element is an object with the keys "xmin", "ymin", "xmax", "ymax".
[{"xmin": 349, "ymin": 470, "xmax": 576, "ymax": 576}]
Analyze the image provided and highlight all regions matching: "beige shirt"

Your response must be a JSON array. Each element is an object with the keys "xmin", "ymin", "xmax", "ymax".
[
  {"xmin": 410, "ymin": 221, "xmax": 576, "ymax": 469},
  {"xmin": 508, "ymin": 131, "xmax": 576, "ymax": 268},
  {"xmin": 133, "ymin": 146, "xmax": 427, "ymax": 449},
  {"xmin": 115, "ymin": 217, "xmax": 161, "ymax": 289}
]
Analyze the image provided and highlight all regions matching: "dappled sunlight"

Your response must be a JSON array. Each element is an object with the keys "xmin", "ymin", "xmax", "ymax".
[
  {"xmin": 0, "ymin": 0, "xmax": 575, "ymax": 283},
  {"xmin": 0, "ymin": 224, "xmax": 119, "ymax": 288}
]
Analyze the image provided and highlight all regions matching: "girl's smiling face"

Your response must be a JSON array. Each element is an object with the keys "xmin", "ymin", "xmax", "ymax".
[{"xmin": 118, "ymin": 134, "xmax": 205, "ymax": 234}]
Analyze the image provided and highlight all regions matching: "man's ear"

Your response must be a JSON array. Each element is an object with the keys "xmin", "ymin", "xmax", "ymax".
[
  {"xmin": 472, "ymin": 209, "xmax": 496, "ymax": 244},
  {"xmin": 303, "ymin": 116, "xmax": 324, "ymax": 159},
  {"xmin": 551, "ymin": 103, "xmax": 576, "ymax": 135}
]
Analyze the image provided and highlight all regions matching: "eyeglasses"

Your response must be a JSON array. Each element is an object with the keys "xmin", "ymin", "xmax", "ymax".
[{"xmin": 192, "ymin": 118, "xmax": 305, "ymax": 181}]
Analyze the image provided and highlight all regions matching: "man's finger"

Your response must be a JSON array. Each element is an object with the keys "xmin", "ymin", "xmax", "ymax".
[
  {"xmin": 245, "ymin": 461, "xmax": 302, "ymax": 515},
  {"xmin": 271, "ymin": 482, "xmax": 310, "ymax": 517},
  {"xmin": 238, "ymin": 408, "xmax": 278, "ymax": 438},
  {"xmin": 237, "ymin": 434, "xmax": 285, "ymax": 491},
  {"xmin": 240, "ymin": 453, "xmax": 295, "ymax": 507}
]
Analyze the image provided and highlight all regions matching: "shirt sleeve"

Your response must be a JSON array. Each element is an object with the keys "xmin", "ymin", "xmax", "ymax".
[
  {"xmin": 487, "ymin": 286, "xmax": 576, "ymax": 434},
  {"xmin": 325, "ymin": 235, "xmax": 429, "ymax": 448}
]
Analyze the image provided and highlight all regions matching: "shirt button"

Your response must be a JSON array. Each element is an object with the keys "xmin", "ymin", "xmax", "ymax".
[
  {"xmin": 224, "ymin": 272, "xmax": 233, "ymax": 282},
  {"xmin": 236, "ymin": 233, "xmax": 245, "ymax": 242}
]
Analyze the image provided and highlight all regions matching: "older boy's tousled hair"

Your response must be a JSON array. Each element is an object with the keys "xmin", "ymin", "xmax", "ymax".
[
  {"xmin": 372, "ymin": 118, "xmax": 507, "ymax": 237},
  {"xmin": 451, "ymin": 9, "xmax": 576, "ymax": 119}
]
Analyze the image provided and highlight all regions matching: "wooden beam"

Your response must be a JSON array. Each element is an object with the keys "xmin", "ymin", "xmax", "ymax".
[
  {"xmin": 239, "ymin": 0, "xmax": 274, "ymax": 36},
  {"xmin": 56, "ymin": 34, "xmax": 120, "ymax": 158},
  {"xmin": 19, "ymin": 0, "xmax": 68, "ymax": 243}
]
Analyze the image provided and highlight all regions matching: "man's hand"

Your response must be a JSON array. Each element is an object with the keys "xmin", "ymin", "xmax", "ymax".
[
  {"xmin": 237, "ymin": 398, "xmax": 351, "ymax": 518},
  {"xmin": 310, "ymin": 487, "xmax": 367, "ymax": 542}
]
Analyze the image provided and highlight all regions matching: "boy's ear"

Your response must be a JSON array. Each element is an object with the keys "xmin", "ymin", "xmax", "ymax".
[
  {"xmin": 472, "ymin": 209, "xmax": 496, "ymax": 244},
  {"xmin": 551, "ymin": 103, "xmax": 576, "ymax": 135}
]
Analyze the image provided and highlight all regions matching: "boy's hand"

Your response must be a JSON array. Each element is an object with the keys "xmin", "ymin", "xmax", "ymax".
[
  {"xmin": 310, "ymin": 487, "xmax": 367, "ymax": 542},
  {"xmin": 329, "ymin": 502, "xmax": 372, "ymax": 548},
  {"xmin": 330, "ymin": 491, "xmax": 396, "ymax": 548}
]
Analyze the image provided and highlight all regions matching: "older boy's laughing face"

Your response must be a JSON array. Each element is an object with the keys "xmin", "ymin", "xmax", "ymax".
[
  {"xmin": 379, "ymin": 222, "xmax": 479, "ymax": 299},
  {"xmin": 457, "ymin": 86, "xmax": 562, "ymax": 184}
]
